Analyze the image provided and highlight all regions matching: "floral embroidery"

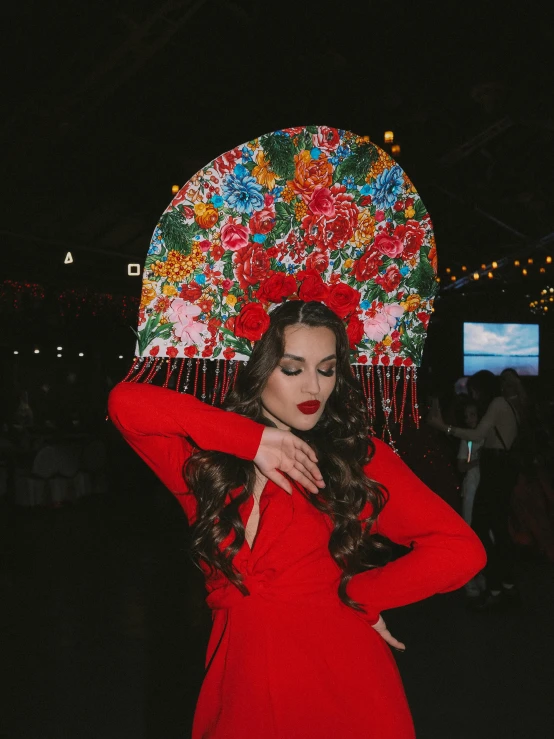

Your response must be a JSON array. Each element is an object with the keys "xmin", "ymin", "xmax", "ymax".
[{"xmin": 136, "ymin": 126, "xmax": 438, "ymax": 365}]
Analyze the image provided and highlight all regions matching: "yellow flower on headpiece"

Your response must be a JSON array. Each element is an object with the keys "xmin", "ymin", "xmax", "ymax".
[
  {"xmin": 252, "ymin": 151, "xmax": 277, "ymax": 190},
  {"xmin": 162, "ymin": 284, "xmax": 178, "ymax": 297},
  {"xmin": 382, "ymin": 336, "xmax": 392, "ymax": 346},
  {"xmin": 140, "ymin": 281, "xmax": 156, "ymax": 310},
  {"xmin": 405, "ymin": 206, "xmax": 416, "ymax": 219},
  {"xmin": 226, "ymin": 294, "xmax": 238, "ymax": 307},
  {"xmin": 402, "ymin": 294, "xmax": 421, "ymax": 312}
]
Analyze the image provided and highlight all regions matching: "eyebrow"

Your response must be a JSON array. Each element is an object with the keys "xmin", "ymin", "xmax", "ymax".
[{"xmin": 281, "ymin": 353, "xmax": 337, "ymax": 363}]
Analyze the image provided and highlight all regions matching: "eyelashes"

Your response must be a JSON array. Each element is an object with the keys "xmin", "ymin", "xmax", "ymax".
[{"xmin": 279, "ymin": 367, "xmax": 336, "ymax": 377}]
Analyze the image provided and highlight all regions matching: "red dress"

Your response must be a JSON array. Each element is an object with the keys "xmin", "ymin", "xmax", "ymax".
[{"xmin": 109, "ymin": 383, "xmax": 486, "ymax": 739}]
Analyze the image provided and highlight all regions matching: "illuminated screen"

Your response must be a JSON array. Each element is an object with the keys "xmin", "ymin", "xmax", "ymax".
[{"xmin": 463, "ymin": 322, "xmax": 539, "ymax": 376}]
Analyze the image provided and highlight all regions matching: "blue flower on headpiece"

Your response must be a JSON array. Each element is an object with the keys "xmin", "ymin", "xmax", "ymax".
[
  {"xmin": 310, "ymin": 147, "xmax": 321, "ymax": 160},
  {"xmin": 253, "ymin": 233, "xmax": 267, "ymax": 244},
  {"xmin": 369, "ymin": 165, "xmax": 404, "ymax": 209},
  {"xmin": 241, "ymin": 147, "xmax": 253, "ymax": 162},
  {"xmin": 342, "ymin": 175, "xmax": 356, "ymax": 189},
  {"xmin": 330, "ymin": 145, "xmax": 350, "ymax": 165},
  {"xmin": 210, "ymin": 195, "xmax": 224, "ymax": 208},
  {"xmin": 223, "ymin": 167, "xmax": 264, "ymax": 215},
  {"xmin": 400, "ymin": 266, "xmax": 410, "ymax": 276},
  {"xmin": 195, "ymin": 274, "xmax": 206, "ymax": 285}
]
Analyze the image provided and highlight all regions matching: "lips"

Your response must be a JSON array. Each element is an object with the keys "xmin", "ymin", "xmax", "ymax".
[{"xmin": 297, "ymin": 400, "xmax": 321, "ymax": 415}]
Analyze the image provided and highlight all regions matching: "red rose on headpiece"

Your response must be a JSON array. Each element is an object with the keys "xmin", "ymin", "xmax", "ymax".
[
  {"xmin": 306, "ymin": 250, "xmax": 329, "ymax": 273},
  {"xmin": 417, "ymin": 311, "xmax": 431, "ymax": 330},
  {"xmin": 395, "ymin": 220, "xmax": 426, "ymax": 259},
  {"xmin": 375, "ymin": 265, "xmax": 402, "ymax": 294},
  {"xmin": 308, "ymin": 187, "xmax": 336, "ymax": 218},
  {"xmin": 234, "ymin": 244, "xmax": 271, "ymax": 290},
  {"xmin": 249, "ymin": 206, "xmax": 276, "ymax": 236},
  {"xmin": 179, "ymin": 282, "xmax": 202, "ymax": 301},
  {"xmin": 184, "ymin": 346, "xmax": 197, "ymax": 358},
  {"xmin": 149, "ymin": 345, "xmax": 160, "ymax": 356},
  {"xmin": 296, "ymin": 268, "xmax": 328, "ymax": 302},
  {"xmin": 221, "ymin": 221, "xmax": 249, "ymax": 252},
  {"xmin": 256, "ymin": 272, "xmax": 297, "ymax": 303},
  {"xmin": 166, "ymin": 346, "xmax": 179, "ymax": 358},
  {"xmin": 325, "ymin": 283, "xmax": 361, "ymax": 319},
  {"xmin": 346, "ymin": 315, "xmax": 364, "ymax": 349},
  {"xmin": 373, "ymin": 231, "xmax": 404, "ymax": 258},
  {"xmin": 234, "ymin": 302, "xmax": 271, "ymax": 342},
  {"xmin": 353, "ymin": 249, "xmax": 382, "ymax": 282}
]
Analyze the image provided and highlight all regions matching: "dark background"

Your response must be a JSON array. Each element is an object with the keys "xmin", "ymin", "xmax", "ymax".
[{"xmin": 2, "ymin": 0, "xmax": 554, "ymax": 398}]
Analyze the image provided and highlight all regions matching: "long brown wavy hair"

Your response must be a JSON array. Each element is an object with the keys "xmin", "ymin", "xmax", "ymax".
[{"xmin": 185, "ymin": 300, "xmax": 389, "ymax": 610}]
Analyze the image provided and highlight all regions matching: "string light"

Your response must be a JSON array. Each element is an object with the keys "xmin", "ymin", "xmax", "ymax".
[
  {"xmin": 78, "ymin": 352, "xmax": 84, "ymax": 357},
  {"xmin": 547, "ymin": 256, "xmax": 552, "ymax": 264},
  {"xmin": 13, "ymin": 350, "xmax": 19, "ymax": 355},
  {"xmin": 514, "ymin": 260, "xmax": 520, "ymax": 266},
  {"xmin": 118, "ymin": 355, "xmax": 124, "ymax": 359},
  {"xmin": 461, "ymin": 265, "xmax": 467, "ymax": 271},
  {"xmin": 384, "ymin": 131, "xmax": 394, "ymax": 143},
  {"xmin": 492, "ymin": 261, "xmax": 498, "ymax": 269},
  {"xmin": 540, "ymin": 267, "xmax": 546, "ymax": 273},
  {"xmin": 391, "ymin": 144, "xmax": 401, "ymax": 156},
  {"xmin": 57, "ymin": 346, "xmax": 63, "ymax": 350},
  {"xmin": 446, "ymin": 267, "xmax": 451, "ymax": 274},
  {"xmin": 57, "ymin": 353, "xmax": 62, "ymax": 358},
  {"xmin": 34, "ymin": 349, "xmax": 40, "ymax": 354},
  {"xmin": 450, "ymin": 275, "xmax": 456, "ymax": 281},
  {"xmin": 522, "ymin": 268, "xmax": 528, "ymax": 276},
  {"xmin": 528, "ymin": 258, "xmax": 534, "ymax": 264},
  {"xmin": 171, "ymin": 185, "xmax": 179, "ymax": 194},
  {"xmin": 473, "ymin": 272, "xmax": 480, "ymax": 280},
  {"xmin": 488, "ymin": 272, "xmax": 493, "ymax": 279},
  {"xmin": 481, "ymin": 263, "xmax": 486, "ymax": 269}
]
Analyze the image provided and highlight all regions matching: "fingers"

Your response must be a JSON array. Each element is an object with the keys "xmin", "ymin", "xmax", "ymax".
[
  {"xmin": 287, "ymin": 465, "xmax": 320, "ymax": 494},
  {"xmin": 294, "ymin": 437, "xmax": 319, "ymax": 465},
  {"xmin": 371, "ymin": 616, "xmax": 406, "ymax": 652},
  {"xmin": 265, "ymin": 469, "xmax": 293, "ymax": 495},
  {"xmin": 294, "ymin": 452, "xmax": 324, "ymax": 489}
]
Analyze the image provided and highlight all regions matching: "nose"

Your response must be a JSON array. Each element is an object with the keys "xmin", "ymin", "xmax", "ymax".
[{"xmin": 302, "ymin": 370, "xmax": 320, "ymax": 396}]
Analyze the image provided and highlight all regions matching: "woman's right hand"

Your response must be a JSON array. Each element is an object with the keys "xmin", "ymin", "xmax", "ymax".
[{"xmin": 253, "ymin": 427, "xmax": 325, "ymax": 495}]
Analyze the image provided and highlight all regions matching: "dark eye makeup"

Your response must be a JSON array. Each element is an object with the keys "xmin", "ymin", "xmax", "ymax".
[{"xmin": 279, "ymin": 366, "xmax": 336, "ymax": 377}]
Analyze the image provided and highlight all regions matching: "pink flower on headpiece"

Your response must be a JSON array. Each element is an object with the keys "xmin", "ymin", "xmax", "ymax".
[
  {"xmin": 363, "ymin": 303, "xmax": 404, "ymax": 342},
  {"xmin": 313, "ymin": 127, "xmax": 340, "ymax": 151},
  {"xmin": 221, "ymin": 220, "xmax": 249, "ymax": 251},
  {"xmin": 168, "ymin": 299, "xmax": 205, "ymax": 345},
  {"xmin": 308, "ymin": 187, "xmax": 336, "ymax": 218},
  {"xmin": 373, "ymin": 230, "xmax": 403, "ymax": 258}
]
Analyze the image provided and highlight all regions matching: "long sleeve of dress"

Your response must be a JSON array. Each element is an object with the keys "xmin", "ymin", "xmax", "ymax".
[
  {"xmin": 347, "ymin": 439, "xmax": 487, "ymax": 623},
  {"xmin": 108, "ymin": 382, "xmax": 264, "ymax": 522}
]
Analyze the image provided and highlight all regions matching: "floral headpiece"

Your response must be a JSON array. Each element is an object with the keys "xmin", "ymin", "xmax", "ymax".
[{"xmin": 124, "ymin": 126, "xmax": 438, "ymax": 434}]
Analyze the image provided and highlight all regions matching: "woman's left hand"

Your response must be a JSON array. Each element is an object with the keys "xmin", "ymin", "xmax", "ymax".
[{"xmin": 371, "ymin": 615, "xmax": 406, "ymax": 652}]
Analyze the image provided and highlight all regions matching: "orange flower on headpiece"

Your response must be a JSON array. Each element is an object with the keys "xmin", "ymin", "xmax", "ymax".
[
  {"xmin": 292, "ymin": 150, "xmax": 333, "ymax": 203},
  {"xmin": 252, "ymin": 151, "xmax": 277, "ymax": 190},
  {"xmin": 194, "ymin": 202, "xmax": 219, "ymax": 229}
]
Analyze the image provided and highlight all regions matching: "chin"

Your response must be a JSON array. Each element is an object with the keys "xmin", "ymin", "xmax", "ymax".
[{"xmin": 289, "ymin": 412, "xmax": 322, "ymax": 432}]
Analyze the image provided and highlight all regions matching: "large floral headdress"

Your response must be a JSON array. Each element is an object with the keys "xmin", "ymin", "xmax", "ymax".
[{"xmin": 124, "ymin": 126, "xmax": 438, "ymax": 434}]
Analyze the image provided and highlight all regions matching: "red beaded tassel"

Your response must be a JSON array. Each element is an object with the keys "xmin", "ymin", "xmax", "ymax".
[
  {"xmin": 399, "ymin": 367, "xmax": 409, "ymax": 434},
  {"xmin": 130, "ymin": 358, "xmax": 150, "ymax": 383},
  {"xmin": 411, "ymin": 367, "xmax": 420, "ymax": 428},
  {"xmin": 122, "ymin": 357, "xmax": 139, "ymax": 382},
  {"xmin": 176, "ymin": 358, "xmax": 185, "ymax": 393},
  {"xmin": 192, "ymin": 359, "xmax": 201, "ymax": 398},
  {"xmin": 144, "ymin": 358, "xmax": 161, "ymax": 383},
  {"xmin": 211, "ymin": 359, "xmax": 221, "ymax": 404}
]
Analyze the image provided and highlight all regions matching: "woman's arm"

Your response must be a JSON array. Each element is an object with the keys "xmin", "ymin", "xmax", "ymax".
[
  {"xmin": 108, "ymin": 382, "xmax": 265, "ymax": 520},
  {"xmin": 348, "ymin": 439, "xmax": 486, "ymax": 623},
  {"xmin": 429, "ymin": 397, "xmax": 502, "ymax": 442}
]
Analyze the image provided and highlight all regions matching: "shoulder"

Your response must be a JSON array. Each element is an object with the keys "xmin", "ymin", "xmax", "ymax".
[{"xmin": 489, "ymin": 395, "xmax": 508, "ymax": 411}]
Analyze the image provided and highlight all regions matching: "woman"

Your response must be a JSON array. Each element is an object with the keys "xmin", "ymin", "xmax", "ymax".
[
  {"xmin": 456, "ymin": 398, "xmax": 486, "ymax": 600},
  {"xmin": 109, "ymin": 300, "xmax": 485, "ymax": 739},
  {"xmin": 429, "ymin": 370, "xmax": 519, "ymax": 609}
]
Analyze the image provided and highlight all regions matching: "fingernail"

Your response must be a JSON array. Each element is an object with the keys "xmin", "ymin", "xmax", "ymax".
[{"xmin": 392, "ymin": 646, "xmax": 406, "ymax": 653}]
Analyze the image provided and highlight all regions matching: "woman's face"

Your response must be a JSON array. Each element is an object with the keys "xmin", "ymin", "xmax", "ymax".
[{"xmin": 260, "ymin": 324, "xmax": 337, "ymax": 431}]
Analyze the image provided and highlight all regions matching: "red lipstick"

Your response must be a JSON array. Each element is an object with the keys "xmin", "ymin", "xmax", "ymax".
[{"xmin": 297, "ymin": 400, "xmax": 321, "ymax": 415}]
